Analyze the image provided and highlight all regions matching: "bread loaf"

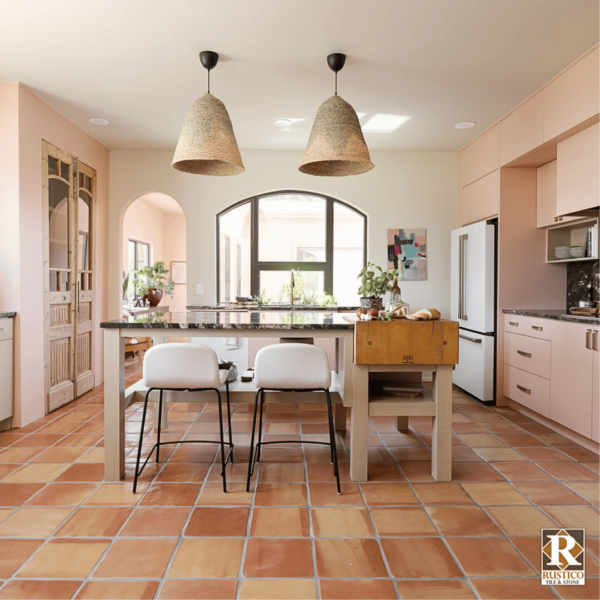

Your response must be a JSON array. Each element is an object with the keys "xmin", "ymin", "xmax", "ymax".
[{"xmin": 406, "ymin": 308, "xmax": 441, "ymax": 321}]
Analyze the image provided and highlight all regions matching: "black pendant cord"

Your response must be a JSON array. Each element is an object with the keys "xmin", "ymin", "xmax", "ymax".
[
  {"xmin": 208, "ymin": 69, "xmax": 211, "ymax": 94},
  {"xmin": 335, "ymin": 71, "xmax": 338, "ymax": 96}
]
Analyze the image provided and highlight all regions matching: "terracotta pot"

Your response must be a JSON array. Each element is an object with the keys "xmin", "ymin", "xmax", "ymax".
[
  {"xmin": 145, "ymin": 288, "xmax": 164, "ymax": 307},
  {"xmin": 360, "ymin": 297, "xmax": 383, "ymax": 311}
]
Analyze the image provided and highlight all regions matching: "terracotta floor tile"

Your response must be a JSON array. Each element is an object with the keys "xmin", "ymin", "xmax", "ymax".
[
  {"xmin": 253, "ymin": 483, "xmax": 308, "ymax": 506},
  {"xmin": 0, "ymin": 507, "xmax": 13, "ymax": 521},
  {"xmin": 497, "ymin": 433, "xmax": 547, "ymax": 446},
  {"xmin": 412, "ymin": 482, "xmax": 474, "ymax": 505},
  {"xmin": 93, "ymin": 539, "xmax": 177, "ymax": 578},
  {"xmin": 561, "ymin": 447, "xmax": 600, "ymax": 461},
  {"xmin": 76, "ymin": 447, "xmax": 105, "ymax": 463},
  {"xmin": 543, "ymin": 505, "xmax": 600, "ymax": 535},
  {"xmin": 397, "ymin": 462, "xmax": 437, "ymax": 482},
  {"xmin": 168, "ymin": 538, "xmax": 243, "ymax": 577},
  {"xmin": 250, "ymin": 507, "xmax": 309, "ymax": 537},
  {"xmin": 587, "ymin": 537, "xmax": 600, "ymax": 559},
  {"xmin": 12, "ymin": 434, "xmax": 66, "ymax": 447},
  {"xmin": 139, "ymin": 483, "xmax": 200, "ymax": 506},
  {"xmin": 197, "ymin": 482, "xmax": 252, "ymax": 505},
  {"xmin": 185, "ymin": 506, "xmax": 249, "ymax": 536},
  {"xmin": 427, "ymin": 505, "xmax": 502, "ymax": 536},
  {"xmin": 3, "ymin": 463, "xmax": 70, "ymax": 483},
  {"xmin": 37, "ymin": 421, "xmax": 82, "ymax": 435},
  {"xmin": 53, "ymin": 434, "xmax": 103, "ymax": 447},
  {"xmin": 76, "ymin": 581, "xmax": 159, "ymax": 599},
  {"xmin": 306, "ymin": 462, "xmax": 351, "ymax": 482},
  {"xmin": 308, "ymin": 482, "xmax": 363, "ymax": 506},
  {"xmin": 451, "ymin": 462, "xmax": 506, "ymax": 482},
  {"xmin": 389, "ymin": 447, "xmax": 432, "ymax": 462},
  {"xmin": 240, "ymin": 579, "xmax": 315, "ymax": 600},
  {"xmin": 158, "ymin": 580, "xmax": 238, "ymax": 600},
  {"xmin": 395, "ymin": 580, "xmax": 476, "ymax": 599},
  {"xmin": 458, "ymin": 433, "xmax": 507, "ymax": 447},
  {"xmin": 55, "ymin": 507, "xmax": 132, "ymax": 537},
  {"xmin": 509, "ymin": 536, "xmax": 545, "ymax": 572},
  {"xmin": 320, "ymin": 579, "xmax": 397, "ymax": 600},
  {"xmin": 54, "ymin": 463, "xmax": 105, "ymax": 482},
  {"xmin": 0, "ymin": 447, "xmax": 43, "ymax": 463},
  {"xmin": 0, "ymin": 580, "xmax": 82, "ymax": 599},
  {"xmin": 470, "ymin": 577, "xmax": 557, "ymax": 599},
  {"xmin": 120, "ymin": 507, "xmax": 190, "ymax": 537},
  {"xmin": 514, "ymin": 481, "xmax": 588, "ymax": 505},
  {"xmin": 315, "ymin": 538, "xmax": 387, "ymax": 577},
  {"xmin": 485, "ymin": 505, "xmax": 557, "ymax": 536},
  {"xmin": 0, "ymin": 483, "xmax": 45, "ymax": 506},
  {"xmin": 169, "ymin": 447, "xmax": 217, "ymax": 462},
  {"xmin": 26, "ymin": 483, "xmax": 97, "ymax": 506},
  {"xmin": 29, "ymin": 448, "xmax": 87, "ymax": 463},
  {"xmin": 474, "ymin": 447, "xmax": 528, "ymax": 462},
  {"xmin": 371, "ymin": 506, "xmax": 437, "ymax": 536},
  {"xmin": 446, "ymin": 537, "xmax": 535, "ymax": 576},
  {"xmin": 564, "ymin": 481, "xmax": 600, "ymax": 504},
  {"xmin": 0, "ymin": 507, "xmax": 72, "ymax": 536},
  {"xmin": 382, "ymin": 537, "xmax": 462, "ymax": 578},
  {"xmin": 244, "ymin": 538, "xmax": 313, "ymax": 577},
  {"xmin": 18, "ymin": 539, "xmax": 109, "ymax": 578},
  {"xmin": 462, "ymin": 482, "xmax": 531, "ymax": 505},
  {"xmin": 259, "ymin": 447, "xmax": 304, "ymax": 462},
  {"xmin": 84, "ymin": 483, "xmax": 146, "ymax": 506},
  {"xmin": 485, "ymin": 422, "xmax": 529, "ymax": 433},
  {"xmin": 553, "ymin": 577, "xmax": 600, "ymax": 599},
  {"xmin": 312, "ymin": 507, "xmax": 374, "ymax": 537},
  {"xmin": 257, "ymin": 462, "xmax": 306, "ymax": 482},
  {"xmin": 581, "ymin": 461, "xmax": 600, "ymax": 474},
  {"xmin": 0, "ymin": 539, "xmax": 43, "ymax": 577},
  {"xmin": 155, "ymin": 462, "xmax": 209, "ymax": 483},
  {"xmin": 492, "ymin": 461, "xmax": 555, "ymax": 481},
  {"xmin": 540, "ymin": 462, "xmax": 599, "ymax": 481},
  {"xmin": 361, "ymin": 483, "xmax": 420, "ymax": 506},
  {"xmin": 518, "ymin": 447, "xmax": 573, "ymax": 461}
]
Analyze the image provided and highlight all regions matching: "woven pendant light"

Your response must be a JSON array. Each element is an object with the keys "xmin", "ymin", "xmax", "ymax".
[
  {"xmin": 172, "ymin": 51, "xmax": 244, "ymax": 176},
  {"xmin": 299, "ymin": 53, "xmax": 373, "ymax": 177}
]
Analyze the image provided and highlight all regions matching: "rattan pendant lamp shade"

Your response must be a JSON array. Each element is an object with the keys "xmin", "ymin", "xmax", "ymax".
[
  {"xmin": 299, "ymin": 53, "xmax": 373, "ymax": 177},
  {"xmin": 172, "ymin": 51, "xmax": 244, "ymax": 176}
]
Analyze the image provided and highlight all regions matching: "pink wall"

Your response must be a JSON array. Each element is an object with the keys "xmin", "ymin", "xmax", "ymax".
[
  {"xmin": 11, "ymin": 84, "xmax": 109, "ymax": 427},
  {"xmin": 163, "ymin": 213, "xmax": 187, "ymax": 313}
]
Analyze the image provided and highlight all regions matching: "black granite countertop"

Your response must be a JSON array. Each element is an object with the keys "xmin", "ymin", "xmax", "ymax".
[
  {"xmin": 503, "ymin": 308, "xmax": 599, "ymax": 325},
  {"xmin": 186, "ymin": 304, "xmax": 358, "ymax": 312},
  {"xmin": 0, "ymin": 312, "xmax": 16, "ymax": 319},
  {"xmin": 101, "ymin": 310, "xmax": 354, "ymax": 330}
]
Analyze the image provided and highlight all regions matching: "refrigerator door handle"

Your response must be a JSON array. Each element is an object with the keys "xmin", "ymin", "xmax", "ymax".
[
  {"xmin": 459, "ymin": 334, "xmax": 482, "ymax": 344},
  {"xmin": 458, "ymin": 233, "xmax": 468, "ymax": 321}
]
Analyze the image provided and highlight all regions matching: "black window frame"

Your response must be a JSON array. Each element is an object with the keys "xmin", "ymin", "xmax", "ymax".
[
  {"xmin": 216, "ymin": 190, "xmax": 367, "ymax": 302},
  {"xmin": 128, "ymin": 238, "xmax": 151, "ymax": 300}
]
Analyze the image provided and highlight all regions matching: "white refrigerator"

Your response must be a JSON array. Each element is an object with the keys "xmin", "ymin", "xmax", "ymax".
[{"xmin": 450, "ymin": 221, "xmax": 496, "ymax": 403}]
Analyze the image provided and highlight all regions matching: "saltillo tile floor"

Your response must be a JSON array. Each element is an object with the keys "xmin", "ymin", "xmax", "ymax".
[{"xmin": 0, "ymin": 359, "xmax": 598, "ymax": 599}]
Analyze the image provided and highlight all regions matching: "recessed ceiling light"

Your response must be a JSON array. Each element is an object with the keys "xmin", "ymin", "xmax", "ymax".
[
  {"xmin": 455, "ymin": 121, "xmax": 476, "ymax": 129},
  {"xmin": 273, "ymin": 118, "xmax": 293, "ymax": 128},
  {"xmin": 362, "ymin": 114, "xmax": 409, "ymax": 133},
  {"xmin": 88, "ymin": 117, "xmax": 109, "ymax": 126}
]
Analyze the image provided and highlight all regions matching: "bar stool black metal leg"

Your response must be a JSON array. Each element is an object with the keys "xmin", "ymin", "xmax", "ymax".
[
  {"xmin": 216, "ymin": 389, "xmax": 228, "ymax": 493},
  {"xmin": 156, "ymin": 389, "xmax": 163, "ymax": 464},
  {"xmin": 256, "ymin": 389, "xmax": 265, "ymax": 463},
  {"xmin": 134, "ymin": 388, "xmax": 152, "ymax": 494},
  {"xmin": 226, "ymin": 381, "xmax": 234, "ymax": 463},
  {"xmin": 246, "ymin": 388, "xmax": 261, "ymax": 492},
  {"xmin": 326, "ymin": 389, "xmax": 341, "ymax": 494}
]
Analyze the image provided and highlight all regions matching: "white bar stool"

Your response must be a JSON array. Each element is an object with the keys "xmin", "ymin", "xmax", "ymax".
[
  {"xmin": 133, "ymin": 343, "xmax": 234, "ymax": 493},
  {"xmin": 246, "ymin": 343, "xmax": 341, "ymax": 494}
]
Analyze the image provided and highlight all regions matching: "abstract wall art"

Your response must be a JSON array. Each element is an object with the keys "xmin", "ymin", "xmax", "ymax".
[{"xmin": 387, "ymin": 228, "xmax": 427, "ymax": 281}]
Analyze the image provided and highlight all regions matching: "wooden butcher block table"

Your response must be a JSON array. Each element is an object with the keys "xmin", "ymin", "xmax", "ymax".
[{"xmin": 345, "ymin": 317, "xmax": 459, "ymax": 482}]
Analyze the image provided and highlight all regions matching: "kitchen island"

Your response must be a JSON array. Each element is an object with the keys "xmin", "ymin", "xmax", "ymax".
[{"xmin": 101, "ymin": 311, "xmax": 459, "ymax": 483}]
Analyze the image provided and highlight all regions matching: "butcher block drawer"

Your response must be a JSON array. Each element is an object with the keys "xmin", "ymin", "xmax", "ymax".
[
  {"xmin": 504, "ymin": 365, "xmax": 550, "ymax": 418},
  {"xmin": 0, "ymin": 319, "xmax": 13, "ymax": 342},
  {"xmin": 504, "ymin": 332, "xmax": 551, "ymax": 379},
  {"xmin": 525, "ymin": 317, "xmax": 552, "ymax": 341},
  {"xmin": 504, "ymin": 314, "xmax": 527, "ymax": 333}
]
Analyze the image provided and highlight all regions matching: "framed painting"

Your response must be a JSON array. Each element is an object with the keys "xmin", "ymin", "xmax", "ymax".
[
  {"xmin": 171, "ymin": 261, "xmax": 187, "ymax": 285},
  {"xmin": 387, "ymin": 228, "xmax": 427, "ymax": 281}
]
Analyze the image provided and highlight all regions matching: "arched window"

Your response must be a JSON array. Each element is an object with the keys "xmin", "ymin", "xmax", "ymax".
[{"xmin": 217, "ymin": 191, "xmax": 367, "ymax": 305}]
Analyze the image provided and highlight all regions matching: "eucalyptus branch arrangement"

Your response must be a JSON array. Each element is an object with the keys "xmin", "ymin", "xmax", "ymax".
[{"xmin": 357, "ymin": 262, "xmax": 399, "ymax": 298}]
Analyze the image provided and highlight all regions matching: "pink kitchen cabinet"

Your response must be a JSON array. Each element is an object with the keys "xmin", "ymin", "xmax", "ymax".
[
  {"xmin": 550, "ymin": 321, "xmax": 595, "ymax": 438},
  {"xmin": 457, "ymin": 124, "xmax": 500, "ymax": 188},
  {"xmin": 536, "ymin": 161, "xmax": 582, "ymax": 228},
  {"xmin": 592, "ymin": 327, "xmax": 599, "ymax": 443},
  {"xmin": 500, "ymin": 92, "xmax": 544, "ymax": 166},
  {"xmin": 457, "ymin": 169, "xmax": 499, "ymax": 227}
]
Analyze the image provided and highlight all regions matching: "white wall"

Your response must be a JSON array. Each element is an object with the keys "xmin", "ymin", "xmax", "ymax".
[{"xmin": 109, "ymin": 149, "xmax": 457, "ymax": 319}]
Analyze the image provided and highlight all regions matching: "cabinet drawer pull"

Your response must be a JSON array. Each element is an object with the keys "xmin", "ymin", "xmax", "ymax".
[
  {"xmin": 517, "ymin": 350, "xmax": 532, "ymax": 357},
  {"xmin": 459, "ymin": 334, "xmax": 482, "ymax": 344},
  {"xmin": 517, "ymin": 384, "xmax": 531, "ymax": 394},
  {"xmin": 508, "ymin": 321, "xmax": 519, "ymax": 327},
  {"xmin": 593, "ymin": 330, "xmax": 598, "ymax": 352},
  {"xmin": 586, "ymin": 329, "xmax": 592, "ymax": 350},
  {"xmin": 531, "ymin": 326, "xmax": 543, "ymax": 331}
]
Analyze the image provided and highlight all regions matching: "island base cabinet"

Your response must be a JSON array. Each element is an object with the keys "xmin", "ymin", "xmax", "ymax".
[
  {"xmin": 550, "ymin": 321, "xmax": 594, "ymax": 438},
  {"xmin": 592, "ymin": 329, "xmax": 599, "ymax": 443}
]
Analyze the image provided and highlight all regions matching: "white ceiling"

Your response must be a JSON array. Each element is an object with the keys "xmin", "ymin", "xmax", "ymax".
[
  {"xmin": 1, "ymin": 0, "xmax": 598, "ymax": 152},
  {"xmin": 138, "ymin": 193, "xmax": 184, "ymax": 214}
]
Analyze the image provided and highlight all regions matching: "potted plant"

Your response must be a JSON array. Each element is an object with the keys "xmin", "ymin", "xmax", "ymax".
[
  {"xmin": 357, "ymin": 262, "xmax": 399, "ymax": 311},
  {"xmin": 134, "ymin": 261, "xmax": 175, "ymax": 307}
]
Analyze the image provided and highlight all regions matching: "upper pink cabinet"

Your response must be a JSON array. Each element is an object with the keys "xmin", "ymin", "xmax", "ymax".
[
  {"xmin": 543, "ymin": 47, "xmax": 599, "ymax": 142},
  {"xmin": 457, "ymin": 124, "xmax": 499, "ymax": 188},
  {"xmin": 500, "ymin": 93, "xmax": 544, "ymax": 166},
  {"xmin": 537, "ymin": 160, "xmax": 583, "ymax": 228},
  {"xmin": 457, "ymin": 169, "xmax": 500, "ymax": 227},
  {"xmin": 556, "ymin": 122, "xmax": 600, "ymax": 215}
]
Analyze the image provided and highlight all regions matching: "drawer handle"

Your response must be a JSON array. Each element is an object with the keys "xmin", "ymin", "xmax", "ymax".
[
  {"xmin": 509, "ymin": 322, "xmax": 519, "ymax": 327},
  {"xmin": 517, "ymin": 350, "xmax": 532, "ymax": 358},
  {"xmin": 517, "ymin": 384, "xmax": 531, "ymax": 394},
  {"xmin": 531, "ymin": 326, "xmax": 543, "ymax": 331},
  {"xmin": 459, "ymin": 334, "xmax": 482, "ymax": 344},
  {"xmin": 586, "ymin": 329, "xmax": 592, "ymax": 350}
]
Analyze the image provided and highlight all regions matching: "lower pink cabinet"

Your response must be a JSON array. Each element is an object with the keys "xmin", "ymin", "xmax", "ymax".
[
  {"xmin": 550, "ymin": 321, "xmax": 597, "ymax": 438},
  {"xmin": 592, "ymin": 331, "xmax": 599, "ymax": 443}
]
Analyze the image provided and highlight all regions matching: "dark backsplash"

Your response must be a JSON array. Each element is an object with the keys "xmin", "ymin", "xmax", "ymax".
[{"xmin": 567, "ymin": 260, "xmax": 599, "ymax": 307}]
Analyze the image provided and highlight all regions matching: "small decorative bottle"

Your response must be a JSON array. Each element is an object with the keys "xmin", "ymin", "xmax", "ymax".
[{"xmin": 387, "ymin": 278, "xmax": 409, "ymax": 315}]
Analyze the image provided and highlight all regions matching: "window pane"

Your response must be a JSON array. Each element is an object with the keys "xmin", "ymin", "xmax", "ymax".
[
  {"xmin": 49, "ymin": 179, "xmax": 70, "ymax": 270},
  {"xmin": 333, "ymin": 202, "xmax": 365, "ymax": 306},
  {"xmin": 258, "ymin": 194, "xmax": 326, "ymax": 262},
  {"xmin": 137, "ymin": 242, "xmax": 149, "ymax": 268},
  {"xmin": 259, "ymin": 270, "xmax": 324, "ymax": 304},
  {"xmin": 219, "ymin": 202, "xmax": 251, "ymax": 302},
  {"xmin": 78, "ymin": 191, "xmax": 91, "ymax": 271}
]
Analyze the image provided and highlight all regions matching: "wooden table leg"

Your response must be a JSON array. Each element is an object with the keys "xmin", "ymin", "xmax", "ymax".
[
  {"xmin": 104, "ymin": 329, "xmax": 125, "ymax": 481},
  {"xmin": 395, "ymin": 416, "xmax": 409, "ymax": 431},
  {"xmin": 350, "ymin": 364, "xmax": 369, "ymax": 482},
  {"xmin": 432, "ymin": 365, "xmax": 453, "ymax": 481},
  {"xmin": 334, "ymin": 404, "xmax": 347, "ymax": 432}
]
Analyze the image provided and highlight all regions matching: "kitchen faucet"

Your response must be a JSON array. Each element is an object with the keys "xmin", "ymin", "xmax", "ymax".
[{"xmin": 290, "ymin": 269, "xmax": 296, "ymax": 307}]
